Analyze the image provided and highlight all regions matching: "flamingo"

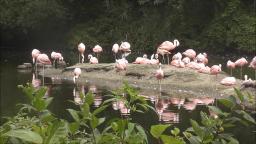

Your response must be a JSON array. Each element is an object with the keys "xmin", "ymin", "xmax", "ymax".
[
  {"xmin": 157, "ymin": 48, "xmax": 171, "ymax": 64},
  {"xmin": 115, "ymin": 58, "xmax": 127, "ymax": 71},
  {"xmin": 88, "ymin": 54, "xmax": 99, "ymax": 64},
  {"xmin": 31, "ymin": 49, "xmax": 40, "ymax": 71},
  {"xmin": 51, "ymin": 51, "xmax": 63, "ymax": 68},
  {"xmin": 220, "ymin": 77, "xmax": 236, "ymax": 86},
  {"xmin": 157, "ymin": 39, "xmax": 180, "ymax": 64},
  {"xmin": 196, "ymin": 53, "xmax": 206, "ymax": 63},
  {"xmin": 112, "ymin": 43, "xmax": 119, "ymax": 60},
  {"xmin": 198, "ymin": 66, "xmax": 211, "ymax": 74},
  {"xmin": 133, "ymin": 54, "xmax": 149, "ymax": 64},
  {"xmin": 93, "ymin": 45, "xmax": 103, "ymax": 59},
  {"xmin": 172, "ymin": 52, "xmax": 182, "ymax": 60},
  {"xmin": 249, "ymin": 56, "xmax": 256, "ymax": 79},
  {"xmin": 155, "ymin": 63, "xmax": 164, "ymax": 91},
  {"xmin": 235, "ymin": 57, "xmax": 248, "ymax": 79},
  {"xmin": 78, "ymin": 43, "xmax": 86, "ymax": 63},
  {"xmin": 37, "ymin": 54, "xmax": 51, "ymax": 86},
  {"xmin": 241, "ymin": 75, "xmax": 255, "ymax": 89},
  {"xmin": 32, "ymin": 72, "xmax": 41, "ymax": 88},
  {"xmin": 171, "ymin": 59, "xmax": 185, "ymax": 68},
  {"xmin": 150, "ymin": 54, "xmax": 159, "ymax": 65},
  {"xmin": 73, "ymin": 68, "xmax": 81, "ymax": 83},
  {"xmin": 210, "ymin": 64, "xmax": 222, "ymax": 90},
  {"xmin": 182, "ymin": 57, "xmax": 190, "ymax": 65},
  {"xmin": 226, "ymin": 60, "xmax": 236, "ymax": 76},
  {"xmin": 210, "ymin": 64, "xmax": 222, "ymax": 76},
  {"xmin": 119, "ymin": 42, "xmax": 131, "ymax": 58},
  {"xmin": 202, "ymin": 53, "xmax": 208, "ymax": 64},
  {"xmin": 182, "ymin": 49, "xmax": 196, "ymax": 60}
]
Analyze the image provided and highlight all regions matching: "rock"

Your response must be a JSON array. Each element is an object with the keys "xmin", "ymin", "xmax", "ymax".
[
  {"xmin": 38, "ymin": 63, "xmax": 252, "ymax": 98},
  {"xmin": 17, "ymin": 63, "xmax": 32, "ymax": 69}
]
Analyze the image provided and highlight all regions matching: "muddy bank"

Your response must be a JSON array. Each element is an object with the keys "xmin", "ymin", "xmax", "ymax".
[{"xmin": 39, "ymin": 63, "xmax": 256, "ymax": 98}]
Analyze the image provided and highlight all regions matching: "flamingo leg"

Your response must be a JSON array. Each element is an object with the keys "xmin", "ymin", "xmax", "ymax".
[
  {"xmin": 167, "ymin": 55, "xmax": 169, "ymax": 65},
  {"xmin": 43, "ymin": 64, "xmax": 45, "ymax": 86},
  {"xmin": 240, "ymin": 66, "xmax": 242, "ymax": 79},
  {"xmin": 162, "ymin": 55, "xmax": 165, "ymax": 64},
  {"xmin": 114, "ymin": 53, "xmax": 116, "ymax": 61},
  {"xmin": 79, "ymin": 54, "xmax": 81, "ymax": 63},
  {"xmin": 230, "ymin": 69, "xmax": 233, "ymax": 76}
]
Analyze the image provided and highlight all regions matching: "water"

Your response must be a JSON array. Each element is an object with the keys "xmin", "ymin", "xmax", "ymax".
[{"xmin": 0, "ymin": 50, "xmax": 255, "ymax": 143}]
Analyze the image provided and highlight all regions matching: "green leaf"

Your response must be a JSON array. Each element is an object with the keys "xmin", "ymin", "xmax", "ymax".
[
  {"xmin": 90, "ymin": 115, "xmax": 99, "ymax": 129},
  {"xmin": 81, "ymin": 103, "xmax": 90, "ymax": 119},
  {"xmin": 45, "ymin": 121, "xmax": 69, "ymax": 144},
  {"xmin": 150, "ymin": 124, "xmax": 171, "ymax": 139},
  {"xmin": 93, "ymin": 105, "xmax": 109, "ymax": 116},
  {"xmin": 171, "ymin": 127, "xmax": 180, "ymax": 136},
  {"xmin": 135, "ymin": 124, "xmax": 148, "ymax": 143},
  {"xmin": 218, "ymin": 98, "xmax": 235, "ymax": 109},
  {"xmin": 190, "ymin": 119, "xmax": 204, "ymax": 139},
  {"xmin": 3, "ymin": 129, "xmax": 43, "ymax": 144},
  {"xmin": 160, "ymin": 135, "xmax": 184, "ymax": 144},
  {"xmin": 85, "ymin": 91, "xmax": 94, "ymax": 106},
  {"xmin": 234, "ymin": 88, "xmax": 244, "ymax": 103},
  {"xmin": 68, "ymin": 122, "xmax": 79, "ymax": 134},
  {"xmin": 35, "ymin": 87, "xmax": 47, "ymax": 99},
  {"xmin": 67, "ymin": 109, "xmax": 80, "ymax": 122},
  {"xmin": 208, "ymin": 106, "xmax": 228, "ymax": 117}
]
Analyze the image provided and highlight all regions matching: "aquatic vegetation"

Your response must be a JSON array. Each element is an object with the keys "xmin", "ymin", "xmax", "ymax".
[{"xmin": 0, "ymin": 83, "xmax": 255, "ymax": 144}]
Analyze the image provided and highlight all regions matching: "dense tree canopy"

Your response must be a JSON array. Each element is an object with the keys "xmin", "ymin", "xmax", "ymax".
[{"xmin": 1, "ymin": 0, "xmax": 255, "ymax": 54}]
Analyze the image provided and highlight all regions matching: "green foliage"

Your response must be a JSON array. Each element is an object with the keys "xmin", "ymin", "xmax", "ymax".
[{"xmin": 1, "ymin": 83, "xmax": 255, "ymax": 144}]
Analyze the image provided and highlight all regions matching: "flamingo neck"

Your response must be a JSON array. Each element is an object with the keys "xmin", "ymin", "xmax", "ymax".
[{"xmin": 81, "ymin": 54, "xmax": 84, "ymax": 63}]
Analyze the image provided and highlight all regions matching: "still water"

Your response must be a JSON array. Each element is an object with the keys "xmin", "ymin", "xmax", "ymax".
[{"xmin": 0, "ymin": 50, "xmax": 255, "ymax": 143}]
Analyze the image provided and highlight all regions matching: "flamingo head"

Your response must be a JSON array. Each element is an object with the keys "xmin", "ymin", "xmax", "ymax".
[
  {"xmin": 143, "ymin": 54, "xmax": 147, "ymax": 58},
  {"xmin": 174, "ymin": 39, "xmax": 180, "ymax": 47},
  {"xmin": 155, "ymin": 54, "xmax": 159, "ymax": 59},
  {"xmin": 88, "ymin": 54, "xmax": 92, "ymax": 60},
  {"xmin": 159, "ymin": 63, "xmax": 162, "ymax": 68},
  {"xmin": 244, "ymin": 75, "xmax": 248, "ymax": 81}
]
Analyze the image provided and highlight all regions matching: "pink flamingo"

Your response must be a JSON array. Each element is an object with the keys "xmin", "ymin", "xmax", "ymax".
[
  {"xmin": 32, "ymin": 73, "xmax": 41, "ymax": 88},
  {"xmin": 119, "ymin": 42, "xmax": 131, "ymax": 58},
  {"xmin": 156, "ymin": 48, "xmax": 171, "ymax": 64},
  {"xmin": 93, "ymin": 45, "xmax": 103, "ymax": 59},
  {"xmin": 51, "ymin": 51, "xmax": 63, "ymax": 68},
  {"xmin": 182, "ymin": 49, "xmax": 196, "ymax": 60},
  {"xmin": 235, "ymin": 57, "xmax": 248, "ymax": 79},
  {"xmin": 150, "ymin": 54, "xmax": 159, "ymax": 65},
  {"xmin": 78, "ymin": 43, "xmax": 86, "ymax": 63},
  {"xmin": 198, "ymin": 66, "xmax": 211, "ymax": 74},
  {"xmin": 210, "ymin": 64, "xmax": 222, "ymax": 90},
  {"xmin": 31, "ymin": 49, "xmax": 41, "ymax": 71},
  {"xmin": 88, "ymin": 54, "xmax": 99, "ymax": 64},
  {"xmin": 37, "ymin": 54, "xmax": 51, "ymax": 86},
  {"xmin": 202, "ymin": 53, "xmax": 208, "ymax": 64},
  {"xmin": 171, "ymin": 59, "xmax": 185, "ymax": 68},
  {"xmin": 249, "ymin": 56, "xmax": 256, "ymax": 79},
  {"xmin": 112, "ymin": 43, "xmax": 119, "ymax": 60},
  {"xmin": 226, "ymin": 60, "xmax": 235, "ymax": 76},
  {"xmin": 115, "ymin": 58, "xmax": 127, "ymax": 71},
  {"xmin": 73, "ymin": 68, "xmax": 81, "ymax": 83},
  {"xmin": 210, "ymin": 64, "xmax": 222, "ymax": 76},
  {"xmin": 220, "ymin": 77, "xmax": 236, "ymax": 86},
  {"xmin": 157, "ymin": 39, "xmax": 180, "ymax": 64},
  {"xmin": 155, "ymin": 63, "xmax": 164, "ymax": 91},
  {"xmin": 172, "ymin": 52, "xmax": 182, "ymax": 61},
  {"xmin": 182, "ymin": 57, "xmax": 190, "ymax": 65},
  {"xmin": 133, "ymin": 54, "xmax": 149, "ymax": 64}
]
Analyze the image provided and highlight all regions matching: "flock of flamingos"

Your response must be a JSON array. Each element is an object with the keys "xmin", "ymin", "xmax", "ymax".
[{"xmin": 31, "ymin": 39, "xmax": 256, "ymax": 87}]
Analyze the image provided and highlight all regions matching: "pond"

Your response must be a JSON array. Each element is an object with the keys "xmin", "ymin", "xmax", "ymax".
[{"xmin": 0, "ymin": 50, "xmax": 255, "ymax": 143}]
